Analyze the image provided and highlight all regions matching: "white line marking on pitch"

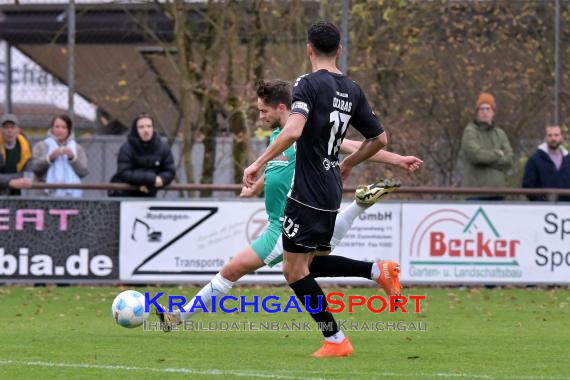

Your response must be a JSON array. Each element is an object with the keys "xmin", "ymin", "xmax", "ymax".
[
  {"xmin": 0, "ymin": 360, "xmax": 567, "ymax": 380},
  {"xmin": 0, "ymin": 360, "xmax": 328, "ymax": 380},
  {"xmin": 276, "ymin": 369, "xmax": 569, "ymax": 380}
]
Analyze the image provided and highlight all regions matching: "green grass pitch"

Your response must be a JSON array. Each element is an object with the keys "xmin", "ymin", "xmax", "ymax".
[{"xmin": 0, "ymin": 285, "xmax": 569, "ymax": 379}]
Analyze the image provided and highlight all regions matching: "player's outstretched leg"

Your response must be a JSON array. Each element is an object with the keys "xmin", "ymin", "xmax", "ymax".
[
  {"xmin": 156, "ymin": 303, "xmax": 182, "ymax": 332},
  {"xmin": 156, "ymin": 272, "xmax": 234, "ymax": 332},
  {"xmin": 354, "ymin": 178, "xmax": 401, "ymax": 207},
  {"xmin": 331, "ymin": 179, "xmax": 400, "ymax": 249},
  {"xmin": 309, "ymin": 256, "xmax": 401, "ymax": 297},
  {"xmin": 324, "ymin": 178, "xmax": 402, "ymax": 297},
  {"xmin": 375, "ymin": 260, "xmax": 401, "ymax": 296},
  {"xmin": 156, "ymin": 246, "xmax": 264, "ymax": 332}
]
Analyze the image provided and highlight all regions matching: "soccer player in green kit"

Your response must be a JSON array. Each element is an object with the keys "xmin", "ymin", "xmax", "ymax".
[{"xmin": 157, "ymin": 79, "xmax": 422, "ymax": 330}]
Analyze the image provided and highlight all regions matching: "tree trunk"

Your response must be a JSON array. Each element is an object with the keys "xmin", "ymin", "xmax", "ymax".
[
  {"xmin": 229, "ymin": 109, "xmax": 249, "ymax": 188},
  {"xmin": 173, "ymin": 0, "xmax": 194, "ymax": 196},
  {"xmin": 200, "ymin": 100, "xmax": 218, "ymax": 197}
]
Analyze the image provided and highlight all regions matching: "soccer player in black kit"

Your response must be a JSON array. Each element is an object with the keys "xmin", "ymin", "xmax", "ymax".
[{"xmin": 243, "ymin": 21, "xmax": 400, "ymax": 357}]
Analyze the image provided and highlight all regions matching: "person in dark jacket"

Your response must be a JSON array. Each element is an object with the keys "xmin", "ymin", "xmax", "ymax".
[
  {"xmin": 109, "ymin": 114, "xmax": 175, "ymax": 197},
  {"xmin": 522, "ymin": 125, "xmax": 570, "ymax": 201}
]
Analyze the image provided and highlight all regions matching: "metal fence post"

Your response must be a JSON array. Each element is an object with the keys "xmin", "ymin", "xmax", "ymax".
[
  {"xmin": 4, "ymin": 42, "xmax": 12, "ymax": 113},
  {"xmin": 340, "ymin": 0, "xmax": 349, "ymax": 74},
  {"xmin": 67, "ymin": 0, "xmax": 76, "ymax": 121},
  {"xmin": 554, "ymin": 0, "xmax": 561, "ymax": 125}
]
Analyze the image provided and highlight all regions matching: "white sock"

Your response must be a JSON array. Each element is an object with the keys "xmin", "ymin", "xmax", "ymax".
[
  {"xmin": 330, "ymin": 201, "xmax": 366, "ymax": 250},
  {"xmin": 180, "ymin": 273, "xmax": 234, "ymax": 320},
  {"xmin": 371, "ymin": 262, "xmax": 380, "ymax": 280},
  {"xmin": 325, "ymin": 330, "xmax": 345, "ymax": 344}
]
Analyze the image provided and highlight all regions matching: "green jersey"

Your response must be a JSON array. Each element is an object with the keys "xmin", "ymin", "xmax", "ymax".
[{"xmin": 264, "ymin": 128, "xmax": 296, "ymax": 225}]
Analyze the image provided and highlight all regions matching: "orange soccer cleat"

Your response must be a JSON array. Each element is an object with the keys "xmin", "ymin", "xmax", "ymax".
[
  {"xmin": 312, "ymin": 338, "xmax": 353, "ymax": 358},
  {"xmin": 376, "ymin": 260, "xmax": 402, "ymax": 297}
]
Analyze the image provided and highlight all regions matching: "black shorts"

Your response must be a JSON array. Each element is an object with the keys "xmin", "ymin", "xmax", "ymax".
[{"xmin": 281, "ymin": 199, "xmax": 337, "ymax": 254}]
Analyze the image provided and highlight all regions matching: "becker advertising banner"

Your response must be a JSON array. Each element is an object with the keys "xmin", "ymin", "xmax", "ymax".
[
  {"xmin": 401, "ymin": 204, "xmax": 570, "ymax": 284},
  {"xmin": 119, "ymin": 201, "xmax": 401, "ymax": 282},
  {"xmin": 0, "ymin": 199, "xmax": 120, "ymax": 282}
]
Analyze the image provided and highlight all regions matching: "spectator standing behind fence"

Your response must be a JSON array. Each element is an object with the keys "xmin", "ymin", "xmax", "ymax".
[
  {"xmin": 0, "ymin": 113, "xmax": 33, "ymax": 195},
  {"xmin": 459, "ymin": 93, "xmax": 513, "ymax": 201},
  {"xmin": 32, "ymin": 114, "xmax": 88, "ymax": 198},
  {"xmin": 109, "ymin": 114, "xmax": 175, "ymax": 197},
  {"xmin": 522, "ymin": 125, "xmax": 570, "ymax": 201}
]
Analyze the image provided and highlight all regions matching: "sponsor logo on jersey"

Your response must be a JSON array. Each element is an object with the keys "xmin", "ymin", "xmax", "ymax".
[{"xmin": 322, "ymin": 158, "xmax": 340, "ymax": 171}]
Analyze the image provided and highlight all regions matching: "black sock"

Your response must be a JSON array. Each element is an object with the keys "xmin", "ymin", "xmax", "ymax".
[
  {"xmin": 289, "ymin": 274, "xmax": 339, "ymax": 337},
  {"xmin": 310, "ymin": 255, "xmax": 373, "ymax": 279}
]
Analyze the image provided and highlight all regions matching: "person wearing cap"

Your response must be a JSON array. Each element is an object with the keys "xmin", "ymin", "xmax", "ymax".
[
  {"xmin": 32, "ymin": 114, "xmax": 88, "ymax": 198},
  {"xmin": 459, "ymin": 92, "xmax": 513, "ymax": 200},
  {"xmin": 0, "ymin": 113, "xmax": 33, "ymax": 195}
]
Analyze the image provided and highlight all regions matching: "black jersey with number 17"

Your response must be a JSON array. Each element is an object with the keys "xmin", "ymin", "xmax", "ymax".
[{"xmin": 289, "ymin": 69, "xmax": 385, "ymax": 212}]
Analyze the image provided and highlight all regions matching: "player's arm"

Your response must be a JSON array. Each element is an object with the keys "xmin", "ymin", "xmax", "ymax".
[
  {"xmin": 240, "ymin": 173, "xmax": 265, "ymax": 197},
  {"xmin": 340, "ymin": 134, "xmax": 387, "ymax": 181},
  {"xmin": 243, "ymin": 114, "xmax": 305, "ymax": 187},
  {"xmin": 340, "ymin": 86, "xmax": 392, "ymax": 180},
  {"xmin": 340, "ymin": 139, "xmax": 423, "ymax": 172},
  {"xmin": 258, "ymin": 114, "xmax": 305, "ymax": 164}
]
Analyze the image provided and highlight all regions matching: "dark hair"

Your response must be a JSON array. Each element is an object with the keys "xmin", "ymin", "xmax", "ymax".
[
  {"xmin": 308, "ymin": 20, "xmax": 340, "ymax": 57},
  {"xmin": 51, "ymin": 114, "xmax": 73, "ymax": 132},
  {"xmin": 132, "ymin": 113, "xmax": 154, "ymax": 130},
  {"xmin": 545, "ymin": 125, "xmax": 561, "ymax": 130},
  {"xmin": 256, "ymin": 80, "xmax": 291, "ymax": 109}
]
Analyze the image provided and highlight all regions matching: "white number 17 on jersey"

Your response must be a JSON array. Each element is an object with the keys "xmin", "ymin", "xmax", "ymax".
[{"xmin": 328, "ymin": 110, "xmax": 351, "ymax": 155}]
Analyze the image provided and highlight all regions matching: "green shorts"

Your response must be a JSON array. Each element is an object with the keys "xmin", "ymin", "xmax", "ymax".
[{"xmin": 250, "ymin": 222, "xmax": 284, "ymax": 268}]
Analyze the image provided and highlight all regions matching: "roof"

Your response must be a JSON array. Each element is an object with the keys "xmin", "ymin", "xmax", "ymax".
[
  {"xmin": 0, "ymin": 2, "xmax": 319, "ymax": 136},
  {"xmin": 0, "ymin": 3, "xmax": 206, "ymax": 44},
  {"xmin": 0, "ymin": 102, "xmax": 95, "ymax": 131}
]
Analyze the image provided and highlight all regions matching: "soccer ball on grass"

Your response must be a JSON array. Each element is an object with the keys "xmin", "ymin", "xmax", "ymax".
[{"xmin": 111, "ymin": 290, "xmax": 149, "ymax": 328}]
